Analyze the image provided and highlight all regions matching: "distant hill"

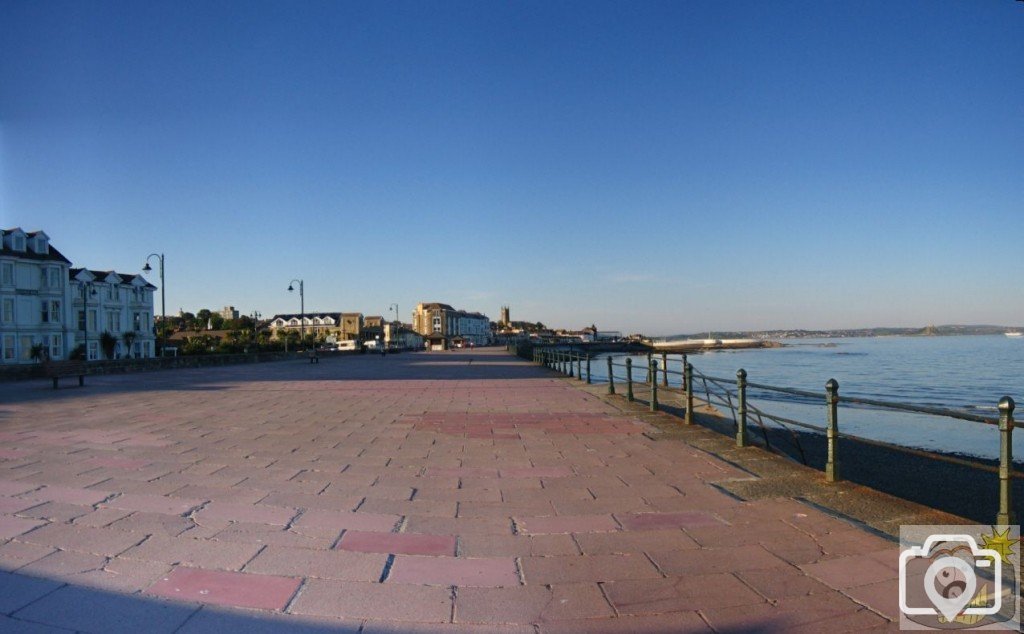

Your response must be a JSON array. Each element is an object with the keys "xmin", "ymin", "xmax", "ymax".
[{"xmin": 664, "ymin": 325, "xmax": 1022, "ymax": 340}]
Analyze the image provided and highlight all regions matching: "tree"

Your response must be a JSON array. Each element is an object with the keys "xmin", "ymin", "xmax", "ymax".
[
  {"xmin": 99, "ymin": 331, "xmax": 118, "ymax": 359},
  {"xmin": 122, "ymin": 331, "xmax": 138, "ymax": 358},
  {"xmin": 182, "ymin": 334, "xmax": 216, "ymax": 355},
  {"xmin": 209, "ymin": 314, "xmax": 225, "ymax": 330},
  {"xmin": 29, "ymin": 343, "xmax": 48, "ymax": 362}
]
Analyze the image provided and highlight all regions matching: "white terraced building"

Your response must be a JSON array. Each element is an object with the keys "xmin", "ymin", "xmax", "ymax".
[
  {"xmin": 69, "ymin": 268, "xmax": 157, "ymax": 360},
  {"xmin": 0, "ymin": 229, "xmax": 73, "ymax": 363},
  {"xmin": 0, "ymin": 227, "xmax": 158, "ymax": 364}
]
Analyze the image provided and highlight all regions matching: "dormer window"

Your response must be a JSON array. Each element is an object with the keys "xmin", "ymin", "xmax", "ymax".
[
  {"xmin": 35, "ymin": 237, "xmax": 48, "ymax": 254},
  {"xmin": 12, "ymin": 235, "xmax": 25, "ymax": 252}
]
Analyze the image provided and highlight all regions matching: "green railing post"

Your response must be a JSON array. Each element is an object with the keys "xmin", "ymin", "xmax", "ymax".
[
  {"xmin": 650, "ymin": 360, "xmax": 658, "ymax": 412},
  {"xmin": 661, "ymin": 352, "xmax": 669, "ymax": 387},
  {"xmin": 997, "ymin": 396, "xmax": 1015, "ymax": 526},
  {"xmin": 825, "ymin": 378, "xmax": 840, "ymax": 482},
  {"xmin": 568, "ymin": 351, "xmax": 574, "ymax": 377},
  {"xmin": 684, "ymin": 362, "xmax": 694, "ymax": 424},
  {"xmin": 576, "ymin": 353, "xmax": 582, "ymax": 381},
  {"xmin": 646, "ymin": 352, "xmax": 652, "ymax": 384},
  {"xmin": 607, "ymin": 356, "xmax": 615, "ymax": 395},
  {"xmin": 626, "ymin": 357, "xmax": 634, "ymax": 402},
  {"xmin": 585, "ymin": 355, "xmax": 591, "ymax": 384},
  {"xmin": 736, "ymin": 369, "xmax": 748, "ymax": 447},
  {"xmin": 680, "ymin": 354, "xmax": 687, "ymax": 387}
]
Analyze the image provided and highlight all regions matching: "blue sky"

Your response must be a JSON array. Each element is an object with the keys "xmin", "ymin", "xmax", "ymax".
[{"xmin": 2, "ymin": 1, "xmax": 1021, "ymax": 335}]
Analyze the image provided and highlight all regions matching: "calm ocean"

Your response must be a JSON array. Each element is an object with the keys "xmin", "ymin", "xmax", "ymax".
[{"xmin": 590, "ymin": 335, "xmax": 1024, "ymax": 460}]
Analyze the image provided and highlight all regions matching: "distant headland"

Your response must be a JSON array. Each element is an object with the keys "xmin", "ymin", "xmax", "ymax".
[{"xmin": 663, "ymin": 324, "xmax": 1022, "ymax": 340}]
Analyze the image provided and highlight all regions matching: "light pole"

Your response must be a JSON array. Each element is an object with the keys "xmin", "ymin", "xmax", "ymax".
[
  {"xmin": 80, "ymin": 280, "xmax": 96, "ymax": 360},
  {"xmin": 142, "ymin": 253, "xmax": 165, "ymax": 356},
  {"xmin": 251, "ymin": 311, "xmax": 261, "ymax": 347},
  {"xmin": 287, "ymin": 279, "xmax": 304, "ymax": 345},
  {"xmin": 389, "ymin": 303, "xmax": 399, "ymax": 349}
]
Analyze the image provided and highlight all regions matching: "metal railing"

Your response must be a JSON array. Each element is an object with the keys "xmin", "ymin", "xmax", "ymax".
[{"xmin": 522, "ymin": 346, "xmax": 1019, "ymax": 526}]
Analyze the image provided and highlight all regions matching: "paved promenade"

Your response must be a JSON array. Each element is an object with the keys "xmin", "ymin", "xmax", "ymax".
[{"xmin": 0, "ymin": 349, "xmax": 902, "ymax": 632}]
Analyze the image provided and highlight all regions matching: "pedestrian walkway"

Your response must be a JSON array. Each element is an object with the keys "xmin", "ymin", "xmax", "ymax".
[{"xmin": 0, "ymin": 349, "xmax": 903, "ymax": 632}]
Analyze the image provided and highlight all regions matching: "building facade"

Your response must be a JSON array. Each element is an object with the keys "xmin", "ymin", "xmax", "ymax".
[
  {"xmin": 269, "ymin": 312, "xmax": 364, "ymax": 341},
  {"xmin": 0, "ymin": 228, "xmax": 157, "ymax": 364},
  {"xmin": 412, "ymin": 302, "xmax": 491, "ymax": 348},
  {"xmin": 70, "ymin": 269, "xmax": 157, "ymax": 359},
  {"xmin": 0, "ymin": 229, "xmax": 73, "ymax": 363}
]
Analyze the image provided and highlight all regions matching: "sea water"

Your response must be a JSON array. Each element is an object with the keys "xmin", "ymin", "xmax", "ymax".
[{"xmin": 589, "ymin": 335, "xmax": 1024, "ymax": 460}]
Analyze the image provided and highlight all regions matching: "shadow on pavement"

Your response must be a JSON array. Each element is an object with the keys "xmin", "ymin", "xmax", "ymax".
[{"xmin": 0, "ymin": 349, "xmax": 550, "ymax": 406}]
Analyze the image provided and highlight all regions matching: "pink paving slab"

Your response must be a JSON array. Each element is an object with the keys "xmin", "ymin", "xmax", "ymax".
[{"xmin": 146, "ymin": 567, "xmax": 301, "ymax": 611}]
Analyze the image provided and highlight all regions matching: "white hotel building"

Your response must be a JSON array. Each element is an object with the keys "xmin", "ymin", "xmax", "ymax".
[
  {"xmin": 0, "ymin": 227, "xmax": 157, "ymax": 364},
  {"xmin": 70, "ymin": 268, "xmax": 157, "ymax": 360},
  {"xmin": 0, "ymin": 229, "xmax": 72, "ymax": 363}
]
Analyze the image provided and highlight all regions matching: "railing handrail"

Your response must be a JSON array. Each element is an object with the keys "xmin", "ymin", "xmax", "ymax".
[{"xmin": 601, "ymin": 353, "xmax": 1002, "ymax": 427}]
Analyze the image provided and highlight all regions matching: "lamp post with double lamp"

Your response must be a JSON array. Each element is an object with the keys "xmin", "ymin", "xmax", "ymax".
[
  {"xmin": 80, "ymin": 280, "xmax": 96, "ymax": 360},
  {"xmin": 287, "ymin": 279, "xmax": 305, "ymax": 348},
  {"xmin": 389, "ymin": 303, "xmax": 399, "ymax": 350},
  {"xmin": 251, "ymin": 311, "xmax": 261, "ymax": 348},
  {"xmin": 142, "ymin": 253, "xmax": 165, "ymax": 356}
]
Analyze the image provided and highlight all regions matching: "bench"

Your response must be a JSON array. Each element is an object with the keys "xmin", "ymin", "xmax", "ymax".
[
  {"xmin": 309, "ymin": 351, "xmax": 319, "ymax": 364},
  {"xmin": 42, "ymin": 360, "xmax": 86, "ymax": 389}
]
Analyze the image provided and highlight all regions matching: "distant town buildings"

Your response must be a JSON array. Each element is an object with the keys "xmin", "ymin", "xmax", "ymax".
[
  {"xmin": 412, "ymin": 302, "xmax": 491, "ymax": 350},
  {"xmin": 219, "ymin": 306, "xmax": 239, "ymax": 320},
  {"xmin": 268, "ymin": 312, "xmax": 364, "ymax": 341},
  {"xmin": 0, "ymin": 227, "xmax": 156, "ymax": 364},
  {"xmin": 500, "ymin": 305, "xmax": 510, "ymax": 326}
]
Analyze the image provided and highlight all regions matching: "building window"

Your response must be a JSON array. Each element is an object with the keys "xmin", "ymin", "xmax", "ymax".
[
  {"xmin": 432, "ymin": 316, "xmax": 442, "ymax": 333},
  {"xmin": 88, "ymin": 341, "xmax": 99, "ymax": 360},
  {"xmin": 1, "ymin": 298, "xmax": 12, "ymax": 323},
  {"xmin": 49, "ymin": 334, "xmax": 62, "ymax": 359},
  {"xmin": 1, "ymin": 263, "xmax": 13, "ymax": 286},
  {"xmin": 13, "ymin": 236, "xmax": 25, "ymax": 251},
  {"xmin": 42, "ymin": 267, "xmax": 61, "ymax": 288},
  {"xmin": 108, "ymin": 311, "xmax": 121, "ymax": 332},
  {"xmin": 107, "ymin": 285, "xmax": 117, "ymax": 300},
  {"xmin": 19, "ymin": 335, "xmax": 33, "ymax": 360},
  {"xmin": 2, "ymin": 334, "xmax": 14, "ymax": 361},
  {"xmin": 133, "ymin": 312, "xmax": 141, "ymax": 331},
  {"xmin": 41, "ymin": 300, "xmax": 61, "ymax": 323}
]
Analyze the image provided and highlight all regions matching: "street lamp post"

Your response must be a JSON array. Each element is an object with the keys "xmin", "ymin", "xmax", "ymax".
[
  {"xmin": 80, "ymin": 280, "xmax": 96, "ymax": 361},
  {"xmin": 389, "ymin": 303, "xmax": 399, "ymax": 349},
  {"xmin": 287, "ymin": 279, "xmax": 305, "ymax": 345},
  {"xmin": 142, "ymin": 253, "xmax": 165, "ymax": 356},
  {"xmin": 251, "ymin": 311, "xmax": 261, "ymax": 347}
]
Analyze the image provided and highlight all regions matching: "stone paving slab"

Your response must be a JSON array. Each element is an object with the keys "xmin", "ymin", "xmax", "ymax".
[{"xmin": 0, "ymin": 348, "xmax": 916, "ymax": 631}]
